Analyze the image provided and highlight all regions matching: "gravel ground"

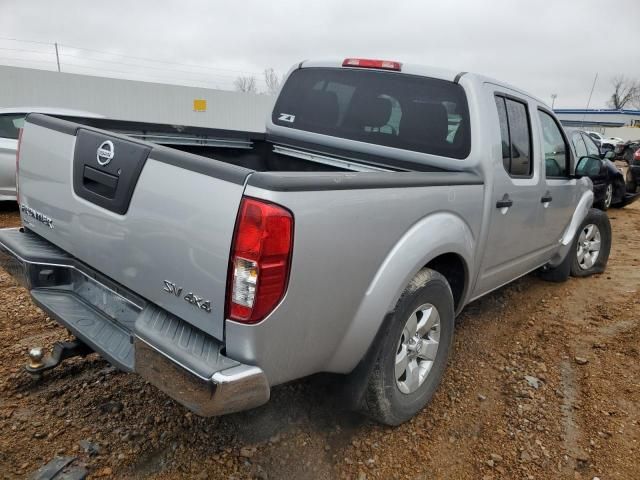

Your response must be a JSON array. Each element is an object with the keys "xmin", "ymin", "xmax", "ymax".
[{"xmin": 0, "ymin": 200, "xmax": 639, "ymax": 479}]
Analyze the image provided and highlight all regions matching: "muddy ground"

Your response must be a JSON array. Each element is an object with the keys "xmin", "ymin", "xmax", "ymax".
[{"xmin": 0, "ymin": 201, "xmax": 639, "ymax": 480}]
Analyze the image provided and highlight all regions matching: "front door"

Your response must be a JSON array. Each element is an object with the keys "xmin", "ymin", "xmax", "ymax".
[{"xmin": 537, "ymin": 110, "xmax": 577, "ymax": 250}]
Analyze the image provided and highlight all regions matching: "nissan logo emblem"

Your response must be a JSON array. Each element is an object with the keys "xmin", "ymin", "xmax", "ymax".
[{"xmin": 97, "ymin": 140, "xmax": 115, "ymax": 166}]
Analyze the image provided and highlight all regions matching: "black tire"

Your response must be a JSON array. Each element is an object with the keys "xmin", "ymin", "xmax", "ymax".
[
  {"xmin": 611, "ymin": 178, "xmax": 627, "ymax": 208},
  {"xmin": 623, "ymin": 147, "xmax": 634, "ymax": 164},
  {"xmin": 625, "ymin": 169, "xmax": 637, "ymax": 193},
  {"xmin": 570, "ymin": 208, "xmax": 611, "ymax": 277},
  {"xmin": 359, "ymin": 268, "xmax": 454, "ymax": 426}
]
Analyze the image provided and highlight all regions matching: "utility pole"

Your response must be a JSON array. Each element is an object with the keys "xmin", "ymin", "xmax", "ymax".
[
  {"xmin": 551, "ymin": 94, "xmax": 557, "ymax": 109},
  {"xmin": 54, "ymin": 42, "xmax": 61, "ymax": 72},
  {"xmin": 581, "ymin": 73, "xmax": 598, "ymax": 127}
]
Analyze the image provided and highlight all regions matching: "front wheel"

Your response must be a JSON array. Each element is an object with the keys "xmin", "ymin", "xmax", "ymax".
[
  {"xmin": 360, "ymin": 268, "xmax": 454, "ymax": 426},
  {"xmin": 570, "ymin": 208, "xmax": 611, "ymax": 277}
]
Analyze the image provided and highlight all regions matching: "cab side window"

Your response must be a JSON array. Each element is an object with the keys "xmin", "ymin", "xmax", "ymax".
[
  {"xmin": 495, "ymin": 95, "xmax": 532, "ymax": 177},
  {"xmin": 538, "ymin": 110, "xmax": 569, "ymax": 178}
]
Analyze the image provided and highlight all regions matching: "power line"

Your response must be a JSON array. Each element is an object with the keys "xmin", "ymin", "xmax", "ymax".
[
  {"xmin": 1, "ymin": 54, "xmax": 268, "ymax": 90},
  {"xmin": 0, "ymin": 46, "xmax": 264, "ymax": 84},
  {"xmin": 57, "ymin": 42, "xmax": 263, "ymax": 76},
  {"xmin": 0, "ymin": 46, "xmax": 56, "ymax": 56},
  {"xmin": 0, "ymin": 56, "xmax": 57, "ymax": 67},
  {"xmin": 0, "ymin": 36, "xmax": 54, "ymax": 46},
  {"xmin": 57, "ymin": 51, "xmax": 252, "ymax": 81},
  {"xmin": 0, "ymin": 36, "xmax": 272, "ymax": 91},
  {"xmin": 0, "ymin": 36, "xmax": 265, "ymax": 77}
]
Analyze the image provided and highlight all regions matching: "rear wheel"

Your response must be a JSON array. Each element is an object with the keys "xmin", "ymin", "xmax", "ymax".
[
  {"xmin": 594, "ymin": 182, "xmax": 613, "ymax": 210},
  {"xmin": 626, "ymin": 169, "xmax": 637, "ymax": 193},
  {"xmin": 570, "ymin": 208, "xmax": 611, "ymax": 277},
  {"xmin": 360, "ymin": 269, "xmax": 454, "ymax": 426},
  {"xmin": 623, "ymin": 147, "xmax": 634, "ymax": 164}
]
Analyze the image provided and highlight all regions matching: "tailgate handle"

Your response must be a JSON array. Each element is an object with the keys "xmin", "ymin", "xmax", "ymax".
[{"xmin": 82, "ymin": 166, "xmax": 118, "ymax": 198}]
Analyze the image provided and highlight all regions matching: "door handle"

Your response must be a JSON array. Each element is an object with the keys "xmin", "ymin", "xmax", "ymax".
[
  {"xmin": 496, "ymin": 199, "xmax": 513, "ymax": 208},
  {"xmin": 540, "ymin": 195, "xmax": 553, "ymax": 203}
]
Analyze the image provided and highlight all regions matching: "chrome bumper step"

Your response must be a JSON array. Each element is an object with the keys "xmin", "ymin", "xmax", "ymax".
[
  {"xmin": 0, "ymin": 227, "xmax": 270, "ymax": 417},
  {"xmin": 31, "ymin": 289, "xmax": 136, "ymax": 371}
]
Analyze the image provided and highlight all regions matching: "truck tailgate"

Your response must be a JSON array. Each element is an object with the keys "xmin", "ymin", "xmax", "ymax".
[{"xmin": 17, "ymin": 115, "xmax": 252, "ymax": 341}]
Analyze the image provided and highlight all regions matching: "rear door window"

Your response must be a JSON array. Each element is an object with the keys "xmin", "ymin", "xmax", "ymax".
[
  {"xmin": 273, "ymin": 67, "xmax": 471, "ymax": 159},
  {"xmin": 494, "ymin": 95, "xmax": 532, "ymax": 177}
]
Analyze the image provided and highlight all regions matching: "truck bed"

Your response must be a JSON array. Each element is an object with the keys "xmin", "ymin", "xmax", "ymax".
[
  {"xmin": 20, "ymin": 114, "xmax": 479, "ymax": 337},
  {"xmin": 32, "ymin": 114, "xmax": 447, "ymax": 174}
]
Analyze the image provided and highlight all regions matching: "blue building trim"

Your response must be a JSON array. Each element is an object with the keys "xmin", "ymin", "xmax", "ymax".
[{"xmin": 554, "ymin": 108, "xmax": 640, "ymax": 116}]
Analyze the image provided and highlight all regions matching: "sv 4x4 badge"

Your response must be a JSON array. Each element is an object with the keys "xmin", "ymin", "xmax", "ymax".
[{"xmin": 163, "ymin": 280, "xmax": 212, "ymax": 314}]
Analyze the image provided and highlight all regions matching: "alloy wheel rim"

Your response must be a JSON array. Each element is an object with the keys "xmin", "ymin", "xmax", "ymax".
[
  {"xmin": 605, "ymin": 184, "xmax": 613, "ymax": 208},
  {"xmin": 395, "ymin": 303, "xmax": 441, "ymax": 394},
  {"xmin": 576, "ymin": 223, "xmax": 601, "ymax": 270}
]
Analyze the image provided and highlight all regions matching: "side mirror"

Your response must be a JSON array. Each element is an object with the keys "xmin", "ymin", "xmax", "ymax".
[
  {"xmin": 574, "ymin": 157, "xmax": 587, "ymax": 178},
  {"xmin": 604, "ymin": 150, "xmax": 615, "ymax": 160},
  {"xmin": 575, "ymin": 156, "xmax": 601, "ymax": 178}
]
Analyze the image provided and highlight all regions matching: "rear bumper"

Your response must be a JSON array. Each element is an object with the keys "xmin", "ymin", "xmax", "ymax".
[{"xmin": 0, "ymin": 227, "xmax": 269, "ymax": 416}]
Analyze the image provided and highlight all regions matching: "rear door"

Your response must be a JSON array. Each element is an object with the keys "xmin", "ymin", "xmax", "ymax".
[
  {"xmin": 18, "ymin": 117, "xmax": 252, "ymax": 341},
  {"xmin": 475, "ymin": 91, "xmax": 545, "ymax": 295}
]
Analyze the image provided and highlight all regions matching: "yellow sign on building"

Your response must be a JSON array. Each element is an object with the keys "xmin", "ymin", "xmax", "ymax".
[{"xmin": 193, "ymin": 99, "xmax": 207, "ymax": 112}]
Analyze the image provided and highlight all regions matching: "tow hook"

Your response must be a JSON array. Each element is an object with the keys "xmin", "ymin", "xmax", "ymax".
[{"xmin": 26, "ymin": 339, "xmax": 93, "ymax": 378}]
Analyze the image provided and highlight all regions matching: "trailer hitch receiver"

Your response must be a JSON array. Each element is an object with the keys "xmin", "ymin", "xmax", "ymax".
[{"xmin": 26, "ymin": 340, "xmax": 93, "ymax": 376}]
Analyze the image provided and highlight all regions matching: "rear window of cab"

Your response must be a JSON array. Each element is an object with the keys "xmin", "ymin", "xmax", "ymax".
[{"xmin": 272, "ymin": 68, "xmax": 471, "ymax": 159}]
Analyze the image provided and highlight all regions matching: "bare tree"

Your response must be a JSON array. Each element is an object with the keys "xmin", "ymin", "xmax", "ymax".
[
  {"xmin": 607, "ymin": 76, "xmax": 640, "ymax": 109},
  {"xmin": 234, "ymin": 76, "xmax": 258, "ymax": 94},
  {"xmin": 263, "ymin": 68, "xmax": 282, "ymax": 96}
]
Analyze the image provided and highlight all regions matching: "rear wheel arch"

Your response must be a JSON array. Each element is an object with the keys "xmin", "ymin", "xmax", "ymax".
[
  {"xmin": 424, "ymin": 252, "xmax": 468, "ymax": 313},
  {"xmin": 327, "ymin": 212, "xmax": 476, "ymax": 374}
]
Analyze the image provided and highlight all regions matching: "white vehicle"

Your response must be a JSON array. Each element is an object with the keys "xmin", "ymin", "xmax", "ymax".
[
  {"xmin": 584, "ymin": 131, "xmax": 623, "ymax": 151},
  {"xmin": 0, "ymin": 107, "xmax": 104, "ymax": 201}
]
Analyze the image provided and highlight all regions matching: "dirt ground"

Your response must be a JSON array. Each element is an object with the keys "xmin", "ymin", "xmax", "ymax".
[{"xmin": 0, "ymin": 201, "xmax": 639, "ymax": 480}]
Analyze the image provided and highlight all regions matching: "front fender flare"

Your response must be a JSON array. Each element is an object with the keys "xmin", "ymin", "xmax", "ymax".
[
  {"xmin": 326, "ymin": 212, "xmax": 475, "ymax": 373},
  {"xmin": 547, "ymin": 187, "xmax": 593, "ymax": 268}
]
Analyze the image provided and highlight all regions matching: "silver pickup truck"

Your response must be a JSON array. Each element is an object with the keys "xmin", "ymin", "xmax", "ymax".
[{"xmin": 0, "ymin": 58, "xmax": 611, "ymax": 425}]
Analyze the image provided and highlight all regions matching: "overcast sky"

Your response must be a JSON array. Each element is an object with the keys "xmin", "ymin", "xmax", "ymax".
[{"xmin": 1, "ymin": 0, "xmax": 639, "ymax": 108}]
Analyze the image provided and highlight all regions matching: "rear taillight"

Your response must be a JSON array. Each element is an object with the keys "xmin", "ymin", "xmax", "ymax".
[
  {"xmin": 226, "ymin": 197, "xmax": 293, "ymax": 324},
  {"xmin": 15, "ymin": 128, "xmax": 23, "ymax": 205},
  {"xmin": 342, "ymin": 58, "xmax": 402, "ymax": 71}
]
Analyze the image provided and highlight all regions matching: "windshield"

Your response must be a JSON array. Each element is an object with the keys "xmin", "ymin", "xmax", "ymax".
[{"xmin": 272, "ymin": 68, "xmax": 471, "ymax": 159}]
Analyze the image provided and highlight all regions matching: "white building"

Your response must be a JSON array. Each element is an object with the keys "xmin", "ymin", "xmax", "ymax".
[{"xmin": 0, "ymin": 65, "xmax": 275, "ymax": 132}]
